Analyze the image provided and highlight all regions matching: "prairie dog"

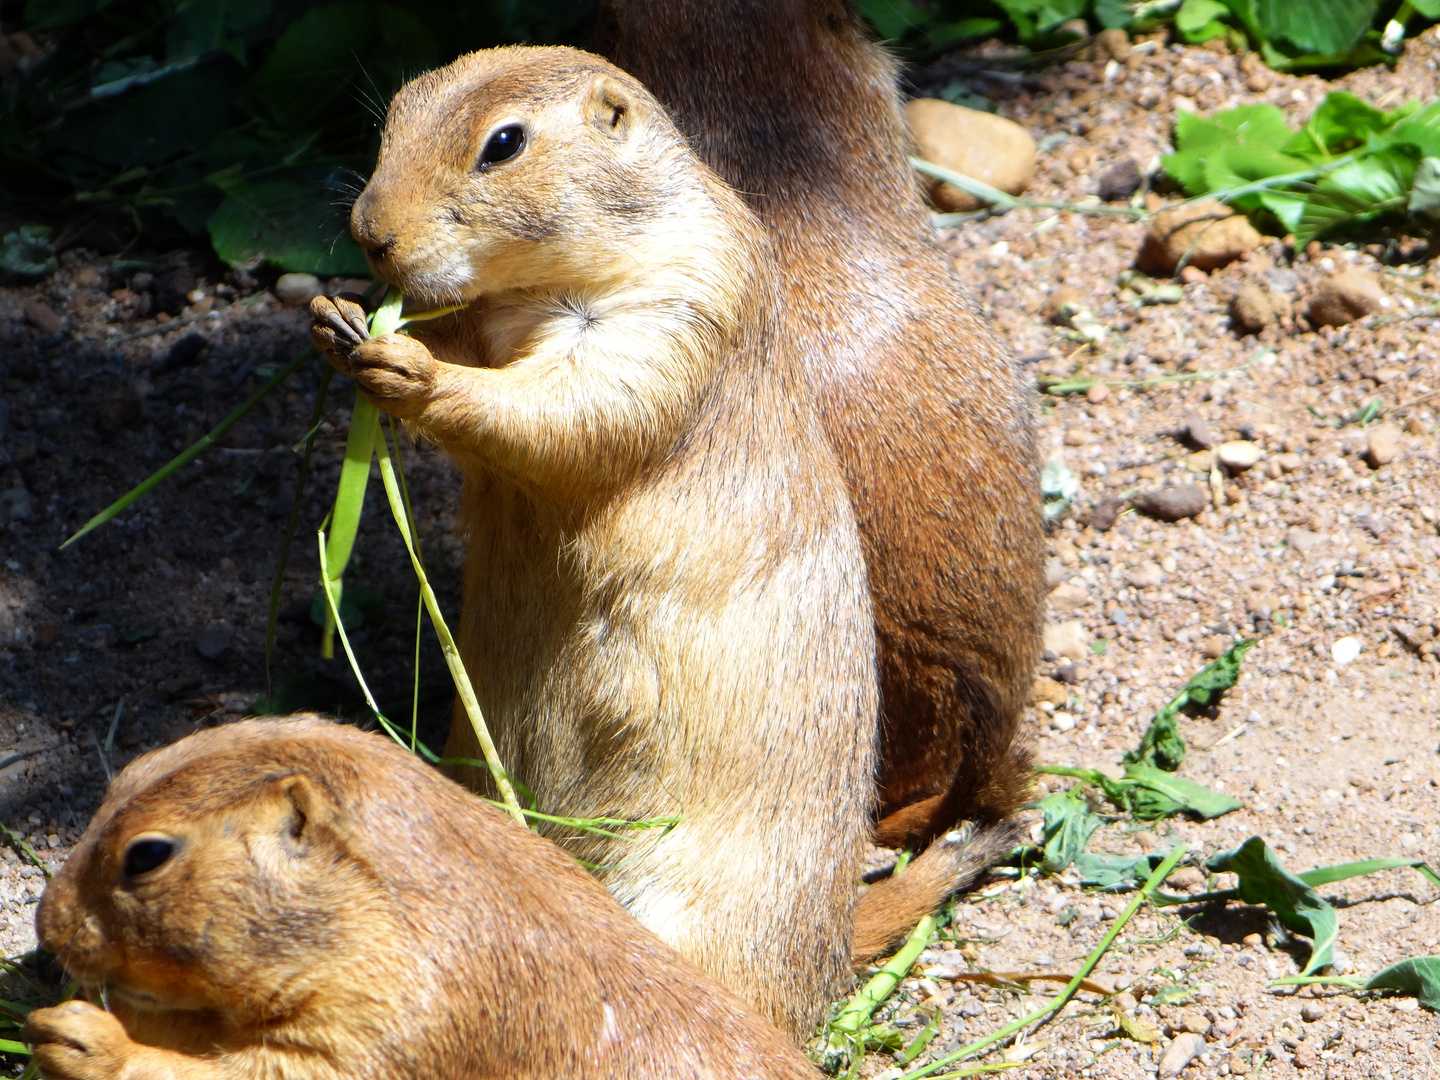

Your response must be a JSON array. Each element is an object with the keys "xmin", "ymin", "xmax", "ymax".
[
  {"xmin": 22, "ymin": 718, "xmax": 823, "ymax": 1080},
  {"xmin": 309, "ymin": 46, "xmax": 877, "ymax": 1036},
  {"xmin": 595, "ymin": 1, "xmax": 1045, "ymax": 948}
]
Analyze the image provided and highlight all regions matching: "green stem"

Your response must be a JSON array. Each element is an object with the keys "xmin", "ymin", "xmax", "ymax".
[
  {"xmin": 372, "ymin": 424, "xmax": 525, "ymax": 824},
  {"xmin": 903, "ymin": 844, "xmax": 1187, "ymax": 1079},
  {"xmin": 61, "ymin": 347, "xmax": 314, "ymax": 548}
]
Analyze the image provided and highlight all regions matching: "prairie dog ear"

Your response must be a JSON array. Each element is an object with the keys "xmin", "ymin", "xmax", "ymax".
[
  {"xmin": 587, "ymin": 75, "xmax": 643, "ymax": 140},
  {"xmin": 270, "ymin": 774, "xmax": 346, "ymax": 854}
]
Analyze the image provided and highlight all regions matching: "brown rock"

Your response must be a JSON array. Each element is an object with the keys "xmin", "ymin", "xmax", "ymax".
[
  {"xmin": 1230, "ymin": 281, "xmax": 1275, "ymax": 333},
  {"xmin": 906, "ymin": 99, "xmax": 1037, "ymax": 212},
  {"xmin": 1029, "ymin": 676, "xmax": 1070, "ymax": 707},
  {"xmin": 1136, "ymin": 199, "xmax": 1262, "ymax": 274},
  {"xmin": 1365, "ymin": 425, "xmax": 1400, "ymax": 468},
  {"xmin": 1167, "ymin": 866, "xmax": 1206, "ymax": 891},
  {"xmin": 1088, "ymin": 493, "xmax": 1122, "ymax": 531},
  {"xmin": 1309, "ymin": 269, "xmax": 1390, "ymax": 327},
  {"xmin": 1092, "ymin": 27, "xmax": 1132, "ymax": 61},
  {"xmin": 1217, "ymin": 440, "xmax": 1262, "ymax": 470},
  {"xmin": 1097, "ymin": 158, "xmax": 1142, "ymax": 202},
  {"xmin": 1159, "ymin": 1032, "xmax": 1205, "ymax": 1076},
  {"xmin": 1048, "ymin": 582, "xmax": 1090, "ymax": 614},
  {"xmin": 1183, "ymin": 408, "xmax": 1217, "ymax": 448},
  {"xmin": 1201, "ymin": 635, "xmax": 1229, "ymax": 659},
  {"xmin": 1180, "ymin": 1010, "xmax": 1212, "ymax": 1036},
  {"xmin": 1292, "ymin": 1041, "xmax": 1320, "ymax": 1068},
  {"xmin": 1085, "ymin": 382, "xmax": 1109, "ymax": 404},
  {"xmin": 1136, "ymin": 484, "xmax": 1208, "ymax": 521},
  {"xmin": 23, "ymin": 297, "xmax": 62, "ymax": 334}
]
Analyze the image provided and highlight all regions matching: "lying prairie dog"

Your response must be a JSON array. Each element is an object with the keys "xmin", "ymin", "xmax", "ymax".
[
  {"xmin": 23, "ymin": 718, "xmax": 823, "ymax": 1080},
  {"xmin": 309, "ymin": 46, "xmax": 878, "ymax": 1037}
]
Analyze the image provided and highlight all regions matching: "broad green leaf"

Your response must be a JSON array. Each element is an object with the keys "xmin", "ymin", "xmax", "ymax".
[
  {"xmin": 1149, "ymin": 984, "xmax": 1192, "ymax": 1005},
  {"xmin": 1094, "ymin": 0, "xmax": 1134, "ymax": 29},
  {"xmin": 206, "ymin": 176, "xmax": 367, "ymax": 276},
  {"xmin": 1207, "ymin": 837, "xmax": 1337, "ymax": 975},
  {"xmin": 247, "ymin": 2, "xmax": 374, "ymax": 129},
  {"xmin": 1253, "ymin": 0, "xmax": 1377, "ymax": 56},
  {"xmin": 1409, "ymin": 158, "xmax": 1440, "ymax": 219},
  {"xmin": 1176, "ymin": 0, "xmax": 1231, "ymax": 41},
  {"xmin": 1036, "ymin": 787, "xmax": 1105, "ymax": 874},
  {"xmin": 1121, "ymin": 764, "xmax": 1244, "ymax": 820},
  {"xmin": 1256, "ymin": 190, "xmax": 1310, "ymax": 232},
  {"xmin": 1166, "ymin": 105, "xmax": 1294, "ymax": 194},
  {"xmin": 1364, "ymin": 957, "xmax": 1440, "ymax": 1010},
  {"xmin": 1411, "ymin": 0, "xmax": 1440, "ymax": 15},
  {"xmin": 1286, "ymin": 91, "xmax": 1392, "ymax": 155},
  {"xmin": 1325, "ymin": 149, "xmax": 1415, "ymax": 205}
]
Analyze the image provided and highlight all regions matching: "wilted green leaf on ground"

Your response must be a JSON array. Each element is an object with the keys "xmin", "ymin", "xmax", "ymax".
[
  {"xmin": 1117, "ymin": 764, "xmax": 1244, "ymax": 820},
  {"xmin": 1124, "ymin": 639, "xmax": 1256, "ymax": 772},
  {"xmin": 1036, "ymin": 787, "xmax": 1106, "ymax": 873},
  {"xmin": 1207, "ymin": 837, "xmax": 1338, "ymax": 975},
  {"xmin": 1074, "ymin": 850, "xmax": 1173, "ymax": 891},
  {"xmin": 1364, "ymin": 957, "xmax": 1440, "ymax": 1010},
  {"xmin": 0, "ymin": 227, "xmax": 57, "ymax": 279}
]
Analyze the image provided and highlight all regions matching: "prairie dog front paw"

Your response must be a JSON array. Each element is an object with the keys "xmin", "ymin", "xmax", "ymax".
[
  {"xmin": 24, "ymin": 1001, "xmax": 132, "ymax": 1080},
  {"xmin": 309, "ymin": 295, "xmax": 371, "ymax": 374},
  {"xmin": 343, "ymin": 334, "xmax": 440, "ymax": 420}
]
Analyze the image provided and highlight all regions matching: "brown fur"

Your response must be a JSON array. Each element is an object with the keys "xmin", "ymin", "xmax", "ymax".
[
  {"xmin": 22, "ymin": 718, "xmax": 822, "ymax": 1080},
  {"xmin": 594, "ymin": 0, "xmax": 1045, "ymax": 924},
  {"xmin": 309, "ymin": 46, "xmax": 876, "ymax": 1038}
]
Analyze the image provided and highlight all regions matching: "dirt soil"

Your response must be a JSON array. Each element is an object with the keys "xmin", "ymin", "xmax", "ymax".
[{"xmin": 2, "ymin": 25, "xmax": 1440, "ymax": 1080}]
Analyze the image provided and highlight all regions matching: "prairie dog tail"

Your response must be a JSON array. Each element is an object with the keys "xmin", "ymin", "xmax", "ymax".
[{"xmin": 850, "ymin": 818, "xmax": 1024, "ymax": 965}]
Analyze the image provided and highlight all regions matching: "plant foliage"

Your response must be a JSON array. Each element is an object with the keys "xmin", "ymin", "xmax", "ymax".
[
  {"xmin": 0, "ymin": 0, "xmax": 595, "ymax": 273},
  {"xmin": 1164, "ymin": 92, "xmax": 1440, "ymax": 248}
]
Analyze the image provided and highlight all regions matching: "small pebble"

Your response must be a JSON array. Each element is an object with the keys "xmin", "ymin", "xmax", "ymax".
[
  {"xmin": 1300, "ymin": 1001, "xmax": 1326, "ymax": 1022},
  {"xmin": 1050, "ymin": 711, "xmax": 1076, "ymax": 733},
  {"xmin": 1310, "ymin": 269, "xmax": 1390, "ymax": 326},
  {"xmin": 1184, "ymin": 408, "xmax": 1217, "ymax": 448},
  {"xmin": 194, "ymin": 626, "xmax": 231, "ymax": 661},
  {"xmin": 1331, "ymin": 636, "xmax": 1362, "ymax": 665},
  {"xmin": 1217, "ymin": 440, "xmax": 1262, "ymax": 470},
  {"xmin": 1180, "ymin": 1010, "xmax": 1211, "ymax": 1036},
  {"xmin": 1167, "ymin": 866, "xmax": 1205, "ymax": 890},
  {"xmin": 1292, "ymin": 1041, "xmax": 1320, "ymax": 1069},
  {"xmin": 1365, "ymin": 425, "xmax": 1400, "ymax": 468},
  {"xmin": 275, "ymin": 272, "xmax": 324, "ymax": 306},
  {"xmin": 1097, "ymin": 158, "xmax": 1142, "ymax": 202},
  {"xmin": 22, "ymin": 297, "xmax": 62, "ymax": 334},
  {"xmin": 1085, "ymin": 382, "xmax": 1109, "ymax": 404},
  {"xmin": 1159, "ymin": 1032, "xmax": 1205, "ymax": 1076},
  {"xmin": 164, "ymin": 332, "xmax": 208, "ymax": 370}
]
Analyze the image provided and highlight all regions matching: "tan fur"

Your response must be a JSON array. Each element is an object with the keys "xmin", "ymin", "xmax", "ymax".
[
  {"xmin": 594, "ymin": 0, "xmax": 1045, "ymax": 923},
  {"xmin": 308, "ymin": 46, "xmax": 876, "ymax": 1038},
  {"xmin": 22, "ymin": 718, "xmax": 822, "ymax": 1080}
]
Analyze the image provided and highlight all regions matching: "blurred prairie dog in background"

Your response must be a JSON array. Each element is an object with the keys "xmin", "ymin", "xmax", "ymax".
[
  {"xmin": 310, "ymin": 46, "xmax": 876, "ymax": 1036},
  {"xmin": 22, "ymin": 718, "xmax": 823, "ymax": 1080},
  {"xmin": 596, "ymin": 0, "xmax": 1045, "ymax": 957}
]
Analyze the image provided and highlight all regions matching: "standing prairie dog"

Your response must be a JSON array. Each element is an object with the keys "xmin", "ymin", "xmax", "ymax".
[
  {"xmin": 310, "ymin": 46, "xmax": 877, "ymax": 1037},
  {"xmin": 22, "ymin": 718, "xmax": 823, "ymax": 1080},
  {"xmin": 596, "ymin": 0, "xmax": 1046, "ymax": 948}
]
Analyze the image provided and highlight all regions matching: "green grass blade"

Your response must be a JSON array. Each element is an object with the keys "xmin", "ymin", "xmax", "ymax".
[
  {"xmin": 318, "ymin": 289, "xmax": 405, "ymax": 657},
  {"xmin": 319, "ymin": 399, "xmax": 378, "ymax": 657},
  {"xmin": 1298, "ymin": 858, "xmax": 1440, "ymax": 889},
  {"xmin": 903, "ymin": 844, "xmax": 1187, "ymax": 1079},
  {"xmin": 372, "ymin": 421, "xmax": 525, "ymax": 824},
  {"xmin": 824, "ymin": 915, "xmax": 937, "ymax": 1074},
  {"xmin": 61, "ymin": 346, "xmax": 314, "ymax": 549},
  {"xmin": 0, "ymin": 1040, "xmax": 29, "ymax": 1056}
]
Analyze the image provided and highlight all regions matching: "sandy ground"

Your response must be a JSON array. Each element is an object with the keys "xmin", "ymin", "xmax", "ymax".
[{"xmin": 2, "ymin": 24, "xmax": 1439, "ymax": 1080}]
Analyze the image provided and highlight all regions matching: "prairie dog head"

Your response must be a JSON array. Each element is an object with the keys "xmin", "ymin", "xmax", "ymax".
[
  {"xmin": 36, "ymin": 720, "xmax": 387, "ymax": 1023},
  {"xmin": 353, "ymin": 46, "xmax": 706, "ymax": 305}
]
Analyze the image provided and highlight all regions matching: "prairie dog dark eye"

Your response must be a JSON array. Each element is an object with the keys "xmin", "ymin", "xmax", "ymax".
[
  {"xmin": 123, "ymin": 837, "xmax": 174, "ymax": 877},
  {"xmin": 478, "ymin": 125, "xmax": 526, "ymax": 170}
]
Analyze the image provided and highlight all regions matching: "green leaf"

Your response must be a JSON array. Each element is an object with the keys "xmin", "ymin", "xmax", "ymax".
[
  {"xmin": 1409, "ymin": 157, "xmax": 1440, "ymax": 218},
  {"xmin": 1074, "ymin": 850, "xmax": 1173, "ymax": 891},
  {"xmin": 1252, "ymin": 0, "xmax": 1377, "ymax": 55},
  {"xmin": 1207, "ymin": 837, "xmax": 1338, "ymax": 975},
  {"xmin": 247, "ymin": 2, "xmax": 374, "ymax": 129},
  {"xmin": 854, "ymin": 0, "xmax": 927, "ymax": 39},
  {"xmin": 1149, "ymin": 983, "xmax": 1192, "ymax": 1005},
  {"xmin": 206, "ymin": 175, "xmax": 367, "ymax": 276},
  {"xmin": 0, "ymin": 226, "xmax": 57, "ymax": 280},
  {"xmin": 1120, "ymin": 764, "xmax": 1244, "ymax": 820},
  {"xmin": 1364, "ymin": 957, "xmax": 1440, "ymax": 1010},
  {"xmin": 1286, "ymin": 91, "xmax": 1393, "ymax": 155},
  {"xmin": 1125, "ymin": 639, "xmax": 1257, "ymax": 772},
  {"xmin": 1036, "ymin": 787, "xmax": 1105, "ymax": 873},
  {"xmin": 1176, "ymin": 0, "xmax": 1231, "ymax": 41},
  {"xmin": 1094, "ymin": 0, "xmax": 1134, "ymax": 29}
]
